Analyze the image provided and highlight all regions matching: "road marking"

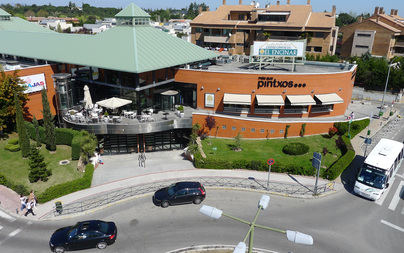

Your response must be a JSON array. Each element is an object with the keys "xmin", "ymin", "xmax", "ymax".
[
  {"xmin": 8, "ymin": 228, "xmax": 21, "ymax": 237},
  {"xmin": 388, "ymin": 181, "xmax": 404, "ymax": 211},
  {"xmin": 396, "ymin": 173, "xmax": 404, "ymax": 180},
  {"xmin": 0, "ymin": 225, "xmax": 3, "ymax": 230},
  {"xmin": 381, "ymin": 219, "xmax": 404, "ymax": 232},
  {"xmin": 27, "ymin": 221, "xmax": 32, "ymax": 225},
  {"xmin": 0, "ymin": 210, "xmax": 16, "ymax": 222},
  {"xmin": 376, "ymin": 177, "xmax": 396, "ymax": 206}
]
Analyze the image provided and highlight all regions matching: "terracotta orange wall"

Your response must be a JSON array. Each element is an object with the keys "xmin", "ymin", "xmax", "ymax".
[
  {"xmin": 175, "ymin": 68, "xmax": 355, "ymax": 118},
  {"xmin": 193, "ymin": 114, "xmax": 334, "ymax": 138},
  {"xmin": 5, "ymin": 65, "xmax": 57, "ymax": 120}
]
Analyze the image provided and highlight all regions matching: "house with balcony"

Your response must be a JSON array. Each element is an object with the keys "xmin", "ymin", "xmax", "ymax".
[
  {"xmin": 340, "ymin": 7, "xmax": 404, "ymax": 58},
  {"xmin": 191, "ymin": 0, "xmax": 338, "ymax": 56}
]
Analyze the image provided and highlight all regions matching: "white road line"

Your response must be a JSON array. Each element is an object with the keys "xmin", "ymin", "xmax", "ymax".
[
  {"xmin": 376, "ymin": 177, "xmax": 396, "ymax": 206},
  {"xmin": 396, "ymin": 173, "xmax": 404, "ymax": 180},
  {"xmin": 381, "ymin": 220, "xmax": 404, "ymax": 232},
  {"xmin": 0, "ymin": 210, "xmax": 16, "ymax": 222},
  {"xmin": 8, "ymin": 228, "xmax": 22, "ymax": 237},
  {"xmin": 388, "ymin": 181, "xmax": 404, "ymax": 211},
  {"xmin": 0, "ymin": 225, "xmax": 3, "ymax": 230}
]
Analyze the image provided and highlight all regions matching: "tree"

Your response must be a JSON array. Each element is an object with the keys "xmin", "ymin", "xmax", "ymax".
[
  {"xmin": 36, "ymin": 9, "xmax": 49, "ymax": 17},
  {"xmin": 79, "ymin": 130, "xmax": 97, "ymax": 164},
  {"xmin": 0, "ymin": 69, "xmax": 28, "ymax": 133},
  {"xmin": 41, "ymin": 88, "xmax": 56, "ymax": 151},
  {"xmin": 284, "ymin": 125, "xmax": 290, "ymax": 139},
  {"xmin": 233, "ymin": 132, "xmax": 242, "ymax": 151},
  {"xmin": 56, "ymin": 23, "xmax": 63, "ymax": 33},
  {"xmin": 336, "ymin": 13, "xmax": 356, "ymax": 27},
  {"xmin": 15, "ymin": 93, "xmax": 30, "ymax": 157},
  {"xmin": 33, "ymin": 116, "xmax": 41, "ymax": 147},
  {"xmin": 205, "ymin": 115, "xmax": 216, "ymax": 130},
  {"xmin": 28, "ymin": 145, "xmax": 51, "ymax": 182},
  {"xmin": 24, "ymin": 10, "xmax": 35, "ymax": 17}
]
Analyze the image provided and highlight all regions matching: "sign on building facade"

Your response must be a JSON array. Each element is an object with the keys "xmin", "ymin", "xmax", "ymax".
[
  {"xmin": 251, "ymin": 41, "xmax": 305, "ymax": 57},
  {"xmin": 20, "ymin": 73, "xmax": 47, "ymax": 94}
]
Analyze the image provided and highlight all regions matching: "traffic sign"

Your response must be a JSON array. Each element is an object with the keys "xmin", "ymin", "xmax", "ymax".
[
  {"xmin": 364, "ymin": 138, "xmax": 372, "ymax": 145},
  {"xmin": 313, "ymin": 152, "xmax": 322, "ymax": 161},
  {"xmin": 267, "ymin": 159, "xmax": 275, "ymax": 166},
  {"xmin": 312, "ymin": 158, "xmax": 321, "ymax": 170}
]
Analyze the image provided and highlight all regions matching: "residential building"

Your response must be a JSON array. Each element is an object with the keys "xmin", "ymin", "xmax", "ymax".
[
  {"xmin": 83, "ymin": 23, "xmax": 108, "ymax": 34},
  {"xmin": 191, "ymin": 0, "xmax": 338, "ymax": 55},
  {"xmin": 339, "ymin": 7, "xmax": 404, "ymax": 58},
  {"xmin": 39, "ymin": 19, "xmax": 73, "ymax": 31}
]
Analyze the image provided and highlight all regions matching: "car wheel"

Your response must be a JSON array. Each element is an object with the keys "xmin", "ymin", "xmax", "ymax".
[
  {"xmin": 54, "ymin": 247, "xmax": 65, "ymax": 253},
  {"xmin": 97, "ymin": 241, "xmax": 108, "ymax": 249},
  {"xmin": 193, "ymin": 197, "xmax": 202, "ymax": 205},
  {"xmin": 161, "ymin": 201, "xmax": 169, "ymax": 208}
]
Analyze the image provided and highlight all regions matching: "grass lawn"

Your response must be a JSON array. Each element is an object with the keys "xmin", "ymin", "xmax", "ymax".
[
  {"xmin": 0, "ymin": 133, "xmax": 81, "ymax": 194},
  {"xmin": 201, "ymin": 135, "xmax": 342, "ymax": 171}
]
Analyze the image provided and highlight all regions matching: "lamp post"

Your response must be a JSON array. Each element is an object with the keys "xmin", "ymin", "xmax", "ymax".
[
  {"xmin": 199, "ymin": 195, "xmax": 313, "ymax": 253},
  {"xmin": 379, "ymin": 62, "xmax": 400, "ymax": 117}
]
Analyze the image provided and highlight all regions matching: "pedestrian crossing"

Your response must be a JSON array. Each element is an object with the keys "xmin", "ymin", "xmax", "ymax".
[{"xmin": 0, "ymin": 210, "xmax": 30, "ymax": 246}]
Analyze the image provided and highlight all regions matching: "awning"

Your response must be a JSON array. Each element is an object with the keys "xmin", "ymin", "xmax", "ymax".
[
  {"xmin": 223, "ymin": 93, "xmax": 251, "ymax": 105},
  {"xmin": 286, "ymin": 95, "xmax": 316, "ymax": 106},
  {"xmin": 256, "ymin": 95, "xmax": 284, "ymax": 106},
  {"xmin": 315, "ymin": 93, "xmax": 344, "ymax": 105},
  {"xmin": 96, "ymin": 97, "xmax": 132, "ymax": 110},
  {"xmin": 161, "ymin": 90, "xmax": 179, "ymax": 96}
]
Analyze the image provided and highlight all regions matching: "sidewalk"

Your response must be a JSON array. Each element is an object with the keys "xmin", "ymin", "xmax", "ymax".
[{"xmin": 0, "ymin": 169, "xmax": 342, "ymax": 221}]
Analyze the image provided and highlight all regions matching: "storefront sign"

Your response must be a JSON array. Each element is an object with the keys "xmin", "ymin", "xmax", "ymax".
[
  {"xmin": 20, "ymin": 73, "xmax": 47, "ymax": 94},
  {"xmin": 252, "ymin": 41, "xmax": 305, "ymax": 57},
  {"xmin": 205, "ymin": 93, "xmax": 215, "ymax": 108},
  {"xmin": 257, "ymin": 77, "xmax": 306, "ymax": 89}
]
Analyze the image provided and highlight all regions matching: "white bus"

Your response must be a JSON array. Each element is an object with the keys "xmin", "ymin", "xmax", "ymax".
[{"xmin": 354, "ymin": 138, "xmax": 404, "ymax": 200}]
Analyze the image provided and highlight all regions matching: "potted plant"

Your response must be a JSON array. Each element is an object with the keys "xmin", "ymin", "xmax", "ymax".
[{"xmin": 178, "ymin": 105, "xmax": 184, "ymax": 117}]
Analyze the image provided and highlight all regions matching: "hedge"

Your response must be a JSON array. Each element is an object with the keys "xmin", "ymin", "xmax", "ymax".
[
  {"xmin": 25, "ymin": 121, "xmax": 83, "ymax": 160},
  {"xmin": 334, "ymin": 118, "xmax": 370, "ymax": 138},
  {"xmin": 0, "ymin": 173, "xmax": 29, "ymax": 196},
  {"xmin": 37, "ymin": 163, "xmax": 94, "ymax": 203},
  {"xmin": 323, "ymin": 136, "xmax": 355, "ymax": 180},
  {"xmin": 8, "ymin": 138, "xmax": 19, "ymax": 145},
  {"xmin": 282, "ymin": 142, "xmax": 309, "ymax": 155},
  {"xmin": 4, "ymin": 143, "xmax": 20, "ymax": 152}
]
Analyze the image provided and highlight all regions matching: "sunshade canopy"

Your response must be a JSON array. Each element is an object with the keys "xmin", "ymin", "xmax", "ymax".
[
  {"xmin": 315, "ymin": 93, "xmax": 343, "ymax": 105},
  {"xmin": 286, "ymin": 95, "xmax": 316, "ymax": 106},
  {"xmin": 83, "ymin": 85, "xmax": 93, "ymax": 109},
  {"xmin": 223, "ymin": 93, "xmax": 251, "ymax": 105},
  {"xmin": 161, "ymin": 90, "xmax": 179, "ymax": 96},
  {"xmin": 256, "ymin": 95, "xmax": 284, "ymax": 106},
  {"xmin": 96, "ymin": 97, "xmax": 132, "ymax": 110}
]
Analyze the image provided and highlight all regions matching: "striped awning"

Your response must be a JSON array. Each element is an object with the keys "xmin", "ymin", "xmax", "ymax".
[
  {"xmin": 315, "ymin": 93, "xmax": 344, "ymax": 105},
  {"xmin": 223, "ymin": 93, "xmax": 251, "ymax": 105},
  {"xmin": 286, "ymin": 95, "xmax": 316, "ymax": 106},
  {"xmin": 256, "ymin": 95, "xmax": 284, "ymax": 106}
]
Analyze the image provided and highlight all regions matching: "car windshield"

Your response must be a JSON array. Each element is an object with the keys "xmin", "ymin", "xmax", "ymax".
[
  {"xmin": 357, "ymin": 164, "xmax": 386, "ymax": 189},
  {"xmin": 167, "ymin": 184, "xmax": 177, "ymax": 196},
  {"xmin": 68, "ymin": 226, "xmax": 78, "ymax": 239},
  {"xmin": 98, "ymin": 221, "xmax": 109, "ymax": 234}
]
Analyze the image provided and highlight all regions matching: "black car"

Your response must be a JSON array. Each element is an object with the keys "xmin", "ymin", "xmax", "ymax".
[
  {"xmin": 49, "ymin": 220, "xmax": 117, "ymax": 253},
  {"xmin": 153, "ymin": 181, "xmax": 206, "ymax": 208}
]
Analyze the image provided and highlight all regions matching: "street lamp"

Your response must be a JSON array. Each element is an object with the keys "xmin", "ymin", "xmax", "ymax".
[
  {"xmin": 199, "ymin": 195, "xmax": 313, "ymax": 253},
  {"xmin": 379, "ymin": 62, "xmax": 400, "ymax": 117}
]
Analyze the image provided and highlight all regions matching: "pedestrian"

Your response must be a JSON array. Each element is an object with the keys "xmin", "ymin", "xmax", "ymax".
[
  {"xmin": 350, "ymin": 111, "xmax": 355, "ymax": 120},
  {"xmin": 19, "ymin": 194, "xmax": 27, "ymax": 213},
  {"xmin": 24, "ymin": 200, "xmax": 35, "ymax": 216},
  {"xmin": 138, "ymin": 153, "xmax": 142, "ymax": 167}
]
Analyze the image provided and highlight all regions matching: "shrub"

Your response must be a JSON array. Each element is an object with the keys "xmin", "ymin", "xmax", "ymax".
[
  {"xmin": 4, "ymin": 143, "xmax": 20, "ymax": 152},
  {"xmin": 334, "ymin": 122, "xmax": 348, "ymax": 135},
  {"xmin": 324, "ymin": 136, "xmax": 355, "ymax": 180},
  {"xmin": 334, "ymin": 119, "xmax": 370, "ymax": 138},
  {"xmin": 71, "ymin": 135, "xmax": 82, "ymax": 160},
  {"xmin": 328, "ymin": 127, "xmax": 338, "ymax": 137},
  {"xmin": 8, "ymin": 138, "xmax": 19, "ymax": 145},
  {"xmin": 282, "ymin": 142, "xmax": 309, "ymax": 155},
  {"xmin": 55, "ymin": 128, "xmax": 75, "ymax": 145},
  {"xmin": 37, "ymin": 163, "xmax": 94, "ymax": 203},
  {"xmin": 0, "ymin": 174, "xmax": 29, "ymax": 195}
]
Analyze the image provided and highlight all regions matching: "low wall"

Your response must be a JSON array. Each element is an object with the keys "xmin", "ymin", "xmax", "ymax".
[{"xmin": 352, "ymin": 87, "xmax": 403, "ymax": 103}]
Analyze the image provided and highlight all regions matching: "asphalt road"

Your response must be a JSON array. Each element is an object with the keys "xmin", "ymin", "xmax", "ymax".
[{"xmin": 0, "ymin": 103, "xmax": 403, "ymax": 253}]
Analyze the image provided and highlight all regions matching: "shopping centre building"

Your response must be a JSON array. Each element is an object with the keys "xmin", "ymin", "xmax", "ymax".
[{"xmin": 0, "ymin": 3, "xmax": 356, "ymax": 154}]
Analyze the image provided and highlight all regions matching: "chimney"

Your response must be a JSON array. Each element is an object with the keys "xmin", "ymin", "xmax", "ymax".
[
  {"xmin": 307, "ymin": 0, "xmax": 311, "ymax": 5},
  {"xmin": 332, "ymin": 5, "xmax": 336, "ymax": 16},
  {"xmin": 374, "ymin": 7, "xmax": 379, "ymax": 15},
  {"xmin": 380, "ymin": 7, "xmax": 384, "ymax": 14},
  {"xmin": 376, "ymin": 16, "xmax": 380, "ymax": 22},
  {"xmin": 207, "ymin": 7, "xmax": 210, "ymax": 11},
  {"xmin": 287, "ymin": 0, "xmax": 290, "ymax": 4},
  {"xmin": 396, "ymin": 10, "xmax": 399, "ymax": 16},
  {"xmin": 277, "ymin": 0, "xmax": 280, "ymax": 5},
  {"xmin": 391, "ymin": 9, "xmax": 395, "ymax": 15},
  {"xmin": 223, "ymin": 0, "xmax": 226, "ymax": 5},
  {"xmin": 239, "ymin": 0, "xmax": 242, "ymax": 5},
  {"xmin": 198, "ymin": 6, "xmax": 202, "ymax": 14},
  {"xmin": 358, "ymin": 16, "xmax": 363, "ymax": 23}
]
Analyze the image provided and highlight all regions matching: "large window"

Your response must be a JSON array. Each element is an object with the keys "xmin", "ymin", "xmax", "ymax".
[
  {"xmin": 283, "ymin": 105, "xmax": 308, "ymax": 114},
  {"xmin": 311, "ymin": 104, "xmax": 334, "ymax": 113},
  {"xmin": 254, "ymin": 104, "xmax": 280, "ymax": 114},
  {"xmin": 223, "ymin": 104, "xmax": 250, "ymax": 113},
  {"xmin": 258, "ymin": 14, "xmax": 287, "ymax": 22}
]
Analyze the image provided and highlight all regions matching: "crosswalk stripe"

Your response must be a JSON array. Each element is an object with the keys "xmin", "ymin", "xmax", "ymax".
[
  {"xmin": 8, "ymin": 228, "xmax": 21, "ymax": 237},
  {"xmin": 381, "ymin": 220, "xmax": 404, "ymax": 232},
  {"xmin": 376, "ymin": 177, "xmax": 396, "ymax": 206},
  {"xmin": 0, "ymin": 210, "xmax": 16, "ymax": 222},
  {"xmin": 388, "ymin": 181, "xmax": 404, "ymax": 211},
  {"xmin": 0, "ymin": 225, "xmax": 3, "ymax": 230},
  {"xmin": 396, "ymin": 173, "xmax": 404, "ymax": 180}
]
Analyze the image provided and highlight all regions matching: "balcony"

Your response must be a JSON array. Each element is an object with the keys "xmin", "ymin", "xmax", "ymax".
[
  {"xmin": 204, "ymin": 35, "xmax": 231, "ymax": 43},
  {"xmin": 394, "ymin": 41, "xmax": 404, "ymax": 47}
]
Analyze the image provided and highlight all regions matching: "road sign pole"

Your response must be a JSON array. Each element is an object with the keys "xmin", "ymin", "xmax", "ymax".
[
  {"xmin": 314, "ymin": 160, "xmax": 321, "ymax": 195},
  {"xmin": 266, "ymin": 159, "xmax": 275, "ymax": 190},
  {"xmin": 348, "ymin": 120, "xmax": 352, "ymax": 139}
]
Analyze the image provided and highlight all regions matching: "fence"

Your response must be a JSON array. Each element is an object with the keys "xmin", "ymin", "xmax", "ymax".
[{"xmin": 48, "ymin": 176, "xmax": 335, "ymax": 218}]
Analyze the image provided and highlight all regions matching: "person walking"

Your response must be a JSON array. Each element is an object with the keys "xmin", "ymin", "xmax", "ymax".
[
  {"xmin": 24, "ymin": 200, "xmax": 35, "ymax": 216},
  {"xmin": 19, "ymin": 194, "xmax": 27, "ymax": 214}
]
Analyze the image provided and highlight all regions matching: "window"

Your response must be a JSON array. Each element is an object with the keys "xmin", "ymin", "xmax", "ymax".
[
  {"xmin": 306, "ymin": 46, "xmax": 312, "ymax": 52},
  {"xmin": 280, "ymin": 129, "xmax": 284, "ymax": 134},
  {"xmin": 232, "ymin": 126, "xmax": 236, "ymax": 131},
  {"xmin": 314, "ymin": 47, "xmax": 322, "ymax": 52},
  {"xmin": 195, "ymin": 27, "xmax": 202, "ymax": 33},
  {"xmin": 251, "ymin": 128, "xmax": 255, "ymax": 132},
  {"xmin": 311, "ymin": 104, "xmax": 334, "ymax": 113},
  {"xmin": 223, "ymin": 104, "xmax": 250, "ymax": 113},
  {"xmin": 357, "ymin": 33, "xmax": 371, "ymax": 37},
  {"xmin": 260, "ymin": 129, "xmax": 265, "ymax": 133},
  {"xmin": 176, "ymin": 189, "xmax": 188, "ymax": 196},
  {"xmin": 241, "ymin": 127, "xmax": 246, "ymax": 132},
  {"xmin": 222, "ymin": 125, "xmax": 227, "ymax": 129},
  {"xmin": 355, "ymin": 45, "xmax": 369, "ymax": 49},
  {"xmin": 254, "ymin": 104, "xmax": 281, "ymax": 114},
  {"xmin": 270, "ymin": 129, "xmax": 275, "ymax": 134},
  {"xmin": 258, "ymin": 14, "xmax": 288, "ymax": 22},
  {"xmin": 283, "ymin": 105, "xmax": 308, "ymax": 114},
  {"xmin": 314, "ymin": 32, "xmax": 325, "ymax": 38}
]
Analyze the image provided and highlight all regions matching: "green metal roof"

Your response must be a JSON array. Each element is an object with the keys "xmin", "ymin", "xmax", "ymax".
[
  {"xmin": 0, "ymin": 18, "xmax": 217, "ymax": 73},
  {"xmin": 0, "ymin": 8, "xmax": 11, "ymax": 16},
  {"xmin": 115, "ymin": 3, "xmax": 150, "ymax": 18},
  {"xmin": 0, "ymin": 16, "xmax": 55, "ymax": 33}
]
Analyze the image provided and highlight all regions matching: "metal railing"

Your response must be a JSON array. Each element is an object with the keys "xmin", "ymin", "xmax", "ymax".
[{"xmin": 48, "ymin": 177, "xmax": 335, "ymax": 218}]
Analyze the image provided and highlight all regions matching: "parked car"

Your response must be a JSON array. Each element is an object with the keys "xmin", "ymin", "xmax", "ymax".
[
  {"xmin": 49, "ymin": 220, "xmax": 117, "ymax": 253},
  {"xmin": 153, "ymin": 181, "xmax": 206, "ymax": 208}
]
